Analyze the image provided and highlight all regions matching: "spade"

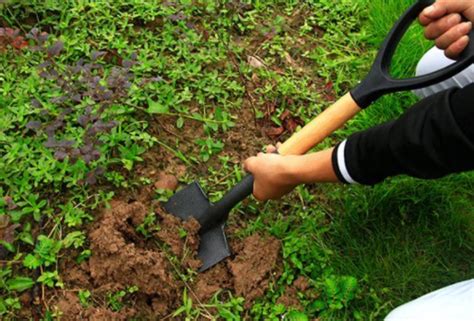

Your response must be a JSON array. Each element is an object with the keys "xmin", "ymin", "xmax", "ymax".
[{"xmin": 165, "ymin": 0, "xmax": 474, "ymax": 272}]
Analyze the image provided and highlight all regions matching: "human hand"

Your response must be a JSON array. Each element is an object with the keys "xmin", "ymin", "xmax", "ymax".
[
  {"xmin": 243, "ymin": 145, "xmax": 298, "ymax": 201},
  {"xmin": 419, "ymin": 0, "xmax": 474, "ymax": 59}
]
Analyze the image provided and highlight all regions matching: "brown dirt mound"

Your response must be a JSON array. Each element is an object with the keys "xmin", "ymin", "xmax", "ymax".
[
  {"xmin": 88, "ymin": 201, "xmax": 180, "ymax": 299},
  {"xmin": 276, "ymin": 276, "xmax": 311, "ymax": 310},
  {"xmin": 55, "ymin": 200, "xmax": 282, "ymax": 319},
  {"xmin": 229, "ymin": 234, "xmax": 281, "ymax": 303},
  {"xmin": 195, "ymin": 234, "xmax": 282, "ymax": 308}
]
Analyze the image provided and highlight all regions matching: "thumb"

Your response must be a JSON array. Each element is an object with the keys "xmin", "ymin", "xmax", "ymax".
[
  {"xmin": 421, "ymin": 1, "xmax": 474, "ymax": 22},
  {"xmin": 243, "ymin": 156, "xmax": 256, "ymax": 173}
]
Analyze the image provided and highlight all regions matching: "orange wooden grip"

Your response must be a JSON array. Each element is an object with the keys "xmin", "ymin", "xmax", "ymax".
[{"xmin": 278, "ymin": 93, "xmax": 361, "ymax": 156}]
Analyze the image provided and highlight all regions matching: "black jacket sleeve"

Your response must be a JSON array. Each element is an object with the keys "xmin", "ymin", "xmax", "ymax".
[{"xmin": 332, "ymin": 83, "xmax": 474, "ymax": 185}]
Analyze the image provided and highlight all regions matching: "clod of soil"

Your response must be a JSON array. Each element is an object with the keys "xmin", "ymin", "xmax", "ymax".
[
  {"xmin": 56, "ymin": 200, "xmax": 282, "ymax": 318},
  {"xmin": 154, "ymin": 173, "xmax": 179, "ymax": 191},
  {"xmin": 193, "ymin": 263, "xmax": 233, "ymax": 302}
]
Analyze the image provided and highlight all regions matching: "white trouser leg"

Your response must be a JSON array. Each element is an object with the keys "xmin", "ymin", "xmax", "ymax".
[
  {"xmin": 384, "ymin": 279, "xmax": 474, "ymax": 321},
  {"xmin": 414, "ymin": 47, "xmax": 474, "ymax": 99}
]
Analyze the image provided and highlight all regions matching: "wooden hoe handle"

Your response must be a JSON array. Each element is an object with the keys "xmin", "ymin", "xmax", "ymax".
[{"xmin": 278, "ymin": 93, "xmax": 361, "ymax": 156}]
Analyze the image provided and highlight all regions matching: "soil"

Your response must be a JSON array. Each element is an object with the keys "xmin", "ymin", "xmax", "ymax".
[
  {"xmin": 0, "ymin": 213, "xmax": 18, "ymax": 259},
  {"xmin": 228, "ymin": 234, "xmax": 282, "ymax": 305},
  {"xmin": 87, "ymin": 202, "xmax": 179, "ymax": 303},
  {"xmin": 49, "ymin": 92, "xmax": 287, "ymax": 319},
  {"xmin": 153, "ymin": 173, "xmax": 179, "ymax": 191},
  {"xmin": 155, "ymin": 207, "xmax": 202, "ymax": 270},
  {"xmin": 55, "ymin": 292, "xmax": 136, "ymax": 321},
  {"xmin": 54, "ymin": 200, "xmax": 282, "ymax": 319},
  {"xmin": 194, "ymin": 234, "xmax": 282, "ymax": 307},
  {"xmin": 276, "ymin": 276, "xmax": 312, "ymax": 310}
]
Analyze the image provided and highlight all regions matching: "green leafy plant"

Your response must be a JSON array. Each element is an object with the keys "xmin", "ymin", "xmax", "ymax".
[
  {"xmin": 76, "ymin": 249, "xmax": 92, "ymax": 264},
  {"xmin": 106, "ymin": 286, "xmax": 139, "ymax": 312},
  {"xmin": 212, "ymin": 294, "xmax": 245, "ymax": 320},
  {"xmin": 286, "ymin": 310, "xmax": 309, "ymax": 321},
  {"xmin": 6, "ymin": 276, "xmax": 35, "ymax": 292},
  {"xmin": 59, "ymin": 202, "xmax": 93, "ymax": 228},
  {"xmin": 136, "ymin": 212, "xmax": 160, "ymax": 238},
  {"xmin": 172, "ymin": 288, "xmax": 196, "ymax": 319},
  {"xmin": 62, "ymin": 231, "xmax": 86, "ymax": 249},
  {"xmin": 119, "ymin": 144, "xmax": 145, "ymax": 171},
  {"xmin": 78, "ymin": 290, "xmax": 91, "ymax": 307},
  {"xmin": 37, "ymin": 270, "xmax": 63, "ymax": 288},
  {"xmin": 195, "ymin": 137, "xmax": 224, "ymax": 162},
  {"xmin": 23, "ymin": 235, "xmax": 62, "ymax": 269},
  {"xmin": 13, "ymin": 193, "xmax": 47, "ymax": 222},
  {"xmin": 0, "ymin": 296, "xmax": 21, "ymax": 317},
  {"xmin": 313, "ymin": 276, "xmax": 359, "ymax": 312}
]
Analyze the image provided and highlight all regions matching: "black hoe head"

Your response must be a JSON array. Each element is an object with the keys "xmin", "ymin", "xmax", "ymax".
[{"xmin": 163, "ymin": 182, "xmax": 230, "ymax": 272}]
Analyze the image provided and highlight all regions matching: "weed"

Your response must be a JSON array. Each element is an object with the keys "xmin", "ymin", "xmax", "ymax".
[
  {"xmin": 23, "ymin": 235, "xmax": 62, "ymax": 269},
  {"xmin": 173, "ymin": 289, "xmax": 245, "ymax": 320},
  {"xmin": 78, "ymin": 289, "xmax": 91, "ymax": 308},
  {"xmin": 195, "ymin": 137, "xmax": 225, "ymax": 162},
  {"xmin": 136, "ymin": 212, "xmax": 159, "ymax": 238},
  {"xmin": 106, "ymin": 286, "xmax": 139, "ymax": 312},
  {"xmin": 37, "ymin": 270, "xmax": 63, "ymax": 288}
]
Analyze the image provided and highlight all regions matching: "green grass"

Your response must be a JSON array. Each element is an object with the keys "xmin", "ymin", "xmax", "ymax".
[
  {"xmin": 0, "ymin": 0, "xmax": 473, "ymax": 320},
  {"xmin": 247, "ymin": 0, "xmax": 474, "ymax": 319},
  {"xmin": 320, "ymin": 0, "xmax": 474, "ymax": 318}
]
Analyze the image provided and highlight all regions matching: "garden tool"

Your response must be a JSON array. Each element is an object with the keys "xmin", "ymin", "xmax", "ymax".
[{"xmin": 165, "ymin": 0, "xmax": 474, "ymax": 272}]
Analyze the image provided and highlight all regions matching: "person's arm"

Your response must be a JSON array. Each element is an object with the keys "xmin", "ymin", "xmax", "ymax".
[
  {"xmin": 333, "ymin": 84, "xmax": 474, "ymax": 185},
  {"xmin": 244, "ymin": 84, "xmax": 474, "ymax": 200}
]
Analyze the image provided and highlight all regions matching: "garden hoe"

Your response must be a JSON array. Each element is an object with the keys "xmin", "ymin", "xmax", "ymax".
[{"xmin": 165, "ymin": 0, "xmax": 474, "ymax": 272}]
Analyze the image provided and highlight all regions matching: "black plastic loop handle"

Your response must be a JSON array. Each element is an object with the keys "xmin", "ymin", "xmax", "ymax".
[{"xmin": 351, "ymin": 0, "xmax": 474, "ymax": 108}]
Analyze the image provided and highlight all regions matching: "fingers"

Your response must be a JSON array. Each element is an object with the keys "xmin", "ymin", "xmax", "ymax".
[
  {"xmin": 265, "ymin": 144, "xmax": 276, "ymax": 153},
  {"xmin": 424, "ymin": 13, "xmax": 462, "ymax": 40},
  {"xmin": 252, "ymin": 184, "xmax": 266, "ymax": 202},
  {"xmin": 445, "ymin": 35, "xmax": 470, "ymax": 59},
  {"xmin": 419, "ymin": 0, "xmax": 474, "ymax": 59},
  {"xmin": 243, "ymin": 156, "xmax": 256, "ymax": 173},
  {"xmin": 419, "ymin": 13, "xmax": 434, "ymax": 27},
  {"xmin": 421, "ymin": 1, "xmax": 472, "ymax": 22},
  {"xmin": 243, "ymin": 159, "xmax": 268, "ymax": 201},
  {"xmin": 436, "ymin": 21, "xmax": 472, "ymax": 49},
  {"xmin": 244, "ymin": 153, "xmax": 268, "ymax": 172},
  {"xmin": 420, "ymin": 3, "xmax": 449, "ymax": 24}
]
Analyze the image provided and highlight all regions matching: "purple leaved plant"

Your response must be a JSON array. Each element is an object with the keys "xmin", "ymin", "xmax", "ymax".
[{"xmin": 27, "ymin": 29, "xmax": 141, "ymax": 184}]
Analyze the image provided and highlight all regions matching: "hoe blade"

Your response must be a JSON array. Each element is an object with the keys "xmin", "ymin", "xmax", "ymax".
[
  {"xmin": 163, "ymin": 182, "xmax": 231, "ymax": 271},
  {"xmin": 163, "ymin": 182, "xmax": 210, "ymax": 222},
  {"xmin": 198, "ymin": 223, "xmax": 230, "ymax": 271}
]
